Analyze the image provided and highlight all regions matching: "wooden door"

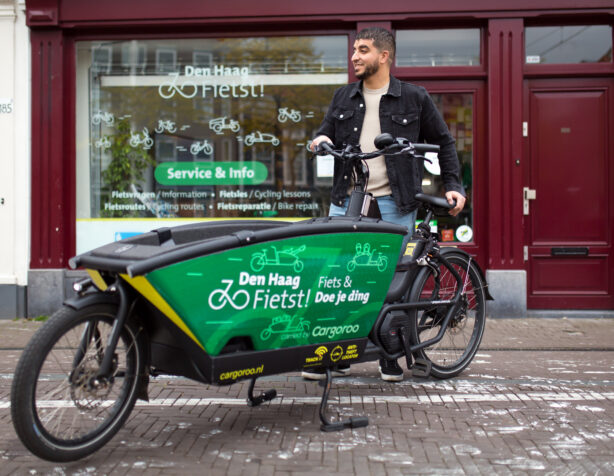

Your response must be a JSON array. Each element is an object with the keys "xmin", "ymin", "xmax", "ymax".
[{"xmin": 526, "ymin": 79, "xmax": 614, "ymax": 309}]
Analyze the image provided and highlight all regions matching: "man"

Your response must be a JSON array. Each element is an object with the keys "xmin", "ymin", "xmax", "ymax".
[{"xmin": 303, "ymin": 27, "xmax": 466, "ymax": 382}]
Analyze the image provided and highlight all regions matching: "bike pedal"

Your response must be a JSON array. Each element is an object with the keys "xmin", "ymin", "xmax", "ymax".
[{"xmin": 412, "ymin": 359, "xmax": 432, "ymax": 378}]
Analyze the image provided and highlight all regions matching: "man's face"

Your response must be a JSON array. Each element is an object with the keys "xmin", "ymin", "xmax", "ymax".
[{"xmin": 352, "ymin": 38, "xmax": 385, "ymax": 80}]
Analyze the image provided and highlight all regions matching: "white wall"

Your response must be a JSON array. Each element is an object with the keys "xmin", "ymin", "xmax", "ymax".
[{"xmin": 0, "ymin": 0, "xmax": 30, "ymax": 287}]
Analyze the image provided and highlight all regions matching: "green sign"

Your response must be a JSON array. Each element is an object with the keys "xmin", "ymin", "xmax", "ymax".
[
  {"xmin": 154, "ymin": 161, "xmax": 268, "ymax": 185},
  {"xmin": 145, "ymin": 232, "xmax": 402, "ymax": 355}
]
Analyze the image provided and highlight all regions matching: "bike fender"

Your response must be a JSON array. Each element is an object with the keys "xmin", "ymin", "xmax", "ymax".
[
  {"xmin": 439, "ymin": 247, "xmax": 494, "ymax": 301},
  {"xmin": 63, "ymin": 291, "xmax": 121, "ymax": 310}
]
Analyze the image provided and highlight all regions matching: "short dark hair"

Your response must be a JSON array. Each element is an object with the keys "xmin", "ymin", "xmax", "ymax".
[{"xmin": 356, "ymin": 27, "xmax": 396, "ymax": 63}]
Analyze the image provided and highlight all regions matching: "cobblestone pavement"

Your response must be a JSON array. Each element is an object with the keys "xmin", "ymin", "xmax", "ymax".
[{"xmin": 0, "ymin": 317, "xmax": 613, "ymax": 475}]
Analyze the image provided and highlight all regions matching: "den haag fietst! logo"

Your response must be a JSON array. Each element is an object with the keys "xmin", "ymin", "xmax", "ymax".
[{"xmin": 206, "ymin": 242, "xmax": 392, "ymax": 345}]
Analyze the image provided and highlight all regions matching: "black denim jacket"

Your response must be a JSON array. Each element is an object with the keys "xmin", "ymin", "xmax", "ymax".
[{"xmin": 316, "ymin": 75, "xmax": 465, "ymax": 214}]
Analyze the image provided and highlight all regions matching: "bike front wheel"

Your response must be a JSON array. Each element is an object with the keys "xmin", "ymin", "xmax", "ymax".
[
  {"xmin": 408, "ymin": 252, "xmax": 486, "ymax": 379},
  {"xmin": 10, "ymin": 303, "xmax": 145, "ymax": 462}
]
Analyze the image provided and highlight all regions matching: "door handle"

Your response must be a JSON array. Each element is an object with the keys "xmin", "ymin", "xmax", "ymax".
[{"xmin": 523, "ymin": 187, "xmax": 536, "ymax": 215}]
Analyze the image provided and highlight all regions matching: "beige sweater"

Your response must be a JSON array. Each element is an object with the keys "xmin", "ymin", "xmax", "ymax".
[{"xmin": 359, "ymin": 83, "xmax": 392, "ymax": 197}]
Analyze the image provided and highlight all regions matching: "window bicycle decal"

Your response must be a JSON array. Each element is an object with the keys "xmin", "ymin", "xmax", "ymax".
[
  {"xmin": 155, "ymin": 120, "xmax": 177, "ymax": 134},
  {"xmin": 91, "ymin": 110, "xmax": 115, "ymax": 126},
  {"xmin": 190, "ymin": 140, "xmax": 214, "ymax": 156},
  {"xmin": 158, "ymin": 72, "xmax": 198, "ymax": 99},
  {"xmin": 129, "ymin": 127, "xmax": 154, "ymax": 150},
  {"xmin": 277, "ymin": 108, "xmax": 302, "ymax": 123}
]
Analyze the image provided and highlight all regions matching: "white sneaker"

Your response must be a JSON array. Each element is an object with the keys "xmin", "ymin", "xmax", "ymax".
[{"xmin": 378, "ymin": 359, "xmax": 404, "ymax": 382}]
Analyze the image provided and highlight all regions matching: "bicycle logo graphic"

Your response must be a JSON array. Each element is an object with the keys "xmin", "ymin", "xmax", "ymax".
[
  {"xmin": 158, "ymin": 72, "xmax": 198, "ymax": 100},
  {"xmin": 129, "ymin": 127, "xmax": 154, "ymax": 150},
  {"xmin": 208, "ymin": 279, "xmax": 250, "ymax": 310},
  {"xmin": 209, "ymin": 116, "xmax": 241, "ymax": 135},
  {"xmin": 94, "ymin": 137, "xmax": 111, "ymax": 151},
  {"xmin": 155, "ymin": 120, "xmax": 177, "ymax": 134},
  {"xmin": 346, "ymin": 243, "xmax": 388, "ymax": 272},
  {"xmin": 91, "ymin": 111, "xmax": 115, "ymax": 126},
  {"xmin": 277, "ymin": 108, "xmax": 301, "ymax": 123},
  {"xmin": 244, "ymin": 131, "xmax": 280, "ymax": 147},
  {"xmin": 250, "ymin": 245, "xmax": 305, "ymax": 273},
  {"xmin": 260, "ymin": 314, "xmax": 310, "ymax": 341},
  {"xmin": 190, "ymin": 140, "xmax": 214, "ymax": 156}
]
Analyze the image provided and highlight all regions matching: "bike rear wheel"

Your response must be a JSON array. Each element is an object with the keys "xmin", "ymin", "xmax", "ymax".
[
  {"xmin": 11, "ymin": 303, "xmax": 145, "ymax": 462},
  {"xmin": 408, "ymin": 252, "xmax": 486, "ymax": 379}
]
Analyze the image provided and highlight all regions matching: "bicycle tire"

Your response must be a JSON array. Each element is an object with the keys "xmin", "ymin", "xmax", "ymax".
[
  {"xmin": 11, "ymin": 303, "xmax": 145, "ymax": 462},
  {"xmin": 408, "ymin": 251, "xmax": 486, "ymax": 379}
]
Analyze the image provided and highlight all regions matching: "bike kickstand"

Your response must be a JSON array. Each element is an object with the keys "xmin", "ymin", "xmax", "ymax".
[
  {"xmin": 246, "ymin": 377, "xmax": 277, "ymax": 407},
  {"xmin": 318, "ymin": 368, "xmax": 368, "ymax": 432}
]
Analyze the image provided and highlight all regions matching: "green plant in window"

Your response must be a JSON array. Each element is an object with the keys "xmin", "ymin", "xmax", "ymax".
[{"xmin": 101, "ymin": 119, "xmax": 155, "ymax": 217}]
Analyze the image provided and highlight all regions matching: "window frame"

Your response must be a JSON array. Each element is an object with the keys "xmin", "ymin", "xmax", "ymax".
[
  {"xmin": 523, "ymin": 20, "xmax": 614, "ymax": 78},
  {"xmin": 391, "ymin": 24, "xmax": 487, "ymax": 80},
  {"xmin": 390, "ymin": 79, "xmax": 487, "ymax": 263}
]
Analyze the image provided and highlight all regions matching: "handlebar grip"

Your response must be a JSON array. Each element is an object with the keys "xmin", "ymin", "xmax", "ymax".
[
  {"xmin": 413, "ymin": 143, "xmax": 440, "ymax": 153},
  {"xmin": 313, "ymin": 141, "xmax": 334, "ymax": 155}
]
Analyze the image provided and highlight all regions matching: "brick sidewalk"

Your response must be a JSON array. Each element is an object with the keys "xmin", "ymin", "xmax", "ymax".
[{"xmin": 1, "ymin": 316, "xmax": 613, "ymax": 475}]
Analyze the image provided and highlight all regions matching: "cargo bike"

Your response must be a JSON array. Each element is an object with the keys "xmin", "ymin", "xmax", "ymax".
[{"xmin": 11, "ymin": 133, "xmax": 492, "ymax": 461}]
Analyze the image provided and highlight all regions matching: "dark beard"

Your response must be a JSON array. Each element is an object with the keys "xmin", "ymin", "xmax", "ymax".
[{"xmin": 355, "ymin": 61, "xmax": 379, "ymax": 80}]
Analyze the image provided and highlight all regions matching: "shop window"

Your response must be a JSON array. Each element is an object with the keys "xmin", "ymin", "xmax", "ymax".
[
  {"xmin": 525, "ymin": 25, "xmax": 612, "ymax": 64},
  {"xmin": 420, "ymin": 92, "xmax": 474, "ymax": 243},
  {"xmin": 75, "ymin": 36, "xmax": 347, "ymax": 252},
  {"xmin": 395, "ymin": 29, "xmax": 480, "ymax": 67}
]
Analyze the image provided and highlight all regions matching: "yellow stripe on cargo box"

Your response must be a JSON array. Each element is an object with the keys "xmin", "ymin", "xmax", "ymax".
[{"xmin": 120, "ymin": 274, "xmax": 204, "ymax": 350}]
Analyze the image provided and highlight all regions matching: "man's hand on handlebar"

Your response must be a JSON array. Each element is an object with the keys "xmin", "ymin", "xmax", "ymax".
[
  {"xmin": 309, "ymin": 135, "xmax": 333, "ymax": 153},
  {"xmin": 445, "ymin": 191, "xmax": 466, "ymax": 216}
]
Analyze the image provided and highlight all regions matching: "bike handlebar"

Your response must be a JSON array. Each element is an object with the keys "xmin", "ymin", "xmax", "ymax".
[
  {"xmin": 312, "ymin": 134, "xmax": 440, "ymax": 162},
  {"xmin": 411, "ymin": 143, "xmax": 440, "ymax": 154}
]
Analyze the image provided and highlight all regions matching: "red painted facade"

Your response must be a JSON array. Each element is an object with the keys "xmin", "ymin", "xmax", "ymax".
[{"xmin": 24, "ymin": 0, "xmax": 614, "ymax": 309}]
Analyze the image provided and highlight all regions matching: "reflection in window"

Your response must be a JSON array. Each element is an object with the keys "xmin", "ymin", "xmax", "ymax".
[
  {"xmin": 420, "ymin": 93, "xmax": 474, "ymax": 243},
  {"xmin": 156, "ymin": 48, "xmax": 178, "ymax": 73},
  {"xmin": 75, "ymin": 36, "xmax": 348, "ymax": 230},
  {"xmin": 120, "ymin": 41, "xmax": 147, "ymax": 73},
  {"xmin": 396, "ymin": 29, "xmax": 480, "ymax": 67},
  {"xmin": 91, "ymin": 46, "xmax": 112, "ymax": 74},
  {"xmin": 525, "ymin": 25, "xmax": 612, "ymax": 64}
]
